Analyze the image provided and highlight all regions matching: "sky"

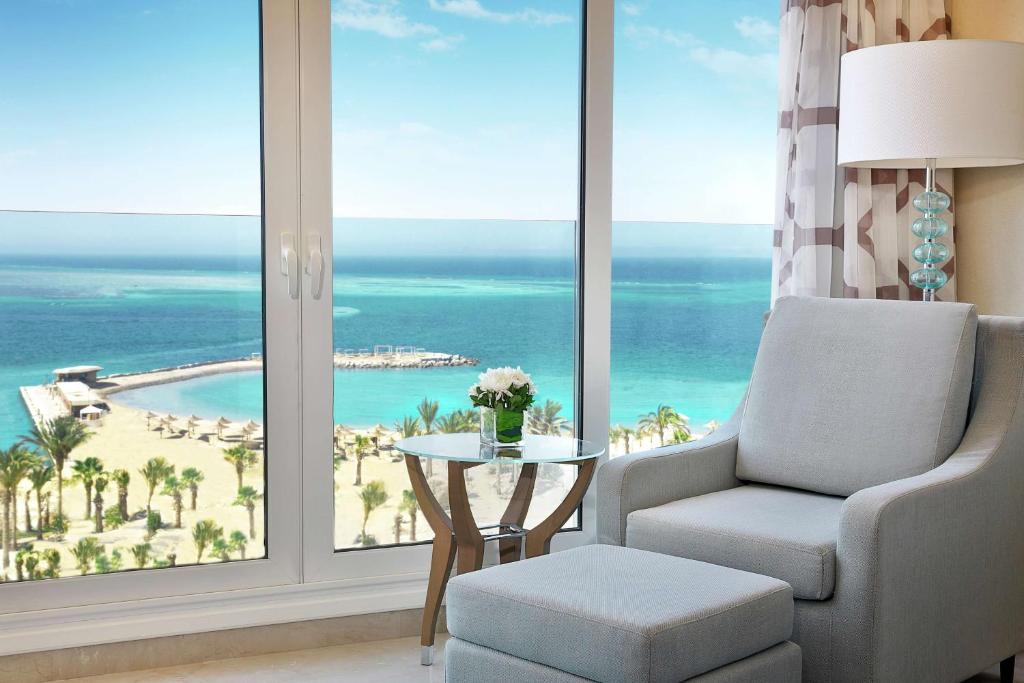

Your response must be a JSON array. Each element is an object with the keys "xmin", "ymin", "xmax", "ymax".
[{"xmin": 0, "ymin": 0, "xmax": 778, "ymax": 253}]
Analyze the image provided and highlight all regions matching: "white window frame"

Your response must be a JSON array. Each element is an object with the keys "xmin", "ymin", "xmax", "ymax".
[
  {"xmin": 299, "ymin": 0, "xmax": 613, "ymax": 584},
  {"xmin": 0, "ymin": 0, "xmax": 614, "ymax": 655},
  {"xmin": 0, "ymin": 0, "xmax": 303, "ymax": 638}
]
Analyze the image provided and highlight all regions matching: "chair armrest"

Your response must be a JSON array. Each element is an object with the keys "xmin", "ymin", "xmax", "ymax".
[
  {"xmin": 595, "ymin": 418, "xmax": 741, "ymax": 546},
  {"xmin": 833, "ymin": 336, "xmax": 1024, "ymax": 681}
]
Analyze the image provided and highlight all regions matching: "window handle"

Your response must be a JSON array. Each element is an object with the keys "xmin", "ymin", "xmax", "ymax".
[
  {"xmin": 305, "ymin": 233, "xmax": 325, "ymax": 300},
  {"xmin": 280, "ymin": 232, "xmax": 299, "ymax": 300}
]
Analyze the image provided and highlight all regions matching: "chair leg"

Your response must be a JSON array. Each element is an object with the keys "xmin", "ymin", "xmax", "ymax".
[{"xmin": 1001, "ymin": 655, "xmax": 1016, "ymax": 683}]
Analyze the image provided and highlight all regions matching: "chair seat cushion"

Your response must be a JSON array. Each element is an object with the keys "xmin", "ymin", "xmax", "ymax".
[
  {"xmin": 446, "ymin": 544, "xmax": 794, "ymax": 683},
  {"xmin": 626, "ymin": 484, "xmax": 844, "ymax": 600},
  {"xmin": 737, "ymin": 296, "xmax": 977, "ymax": 496}
]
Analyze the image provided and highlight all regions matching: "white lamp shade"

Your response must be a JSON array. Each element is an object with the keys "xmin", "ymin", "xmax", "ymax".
[{"xmin": 837, "ymin": 40, "xmax": 1024, "ymax": 169}]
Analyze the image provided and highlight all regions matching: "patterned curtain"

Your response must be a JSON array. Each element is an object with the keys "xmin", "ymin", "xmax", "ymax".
[{"xmin": 773, "ymin": 0, "xmax": 955, "ymax": 302}]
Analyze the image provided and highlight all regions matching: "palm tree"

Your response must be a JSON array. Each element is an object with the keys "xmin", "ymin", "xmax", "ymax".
[
  {"xmin": 192, "ymin": 519, "xmax": 222, "ymax": 564},
  {"xmin": 69, "ymin": 536, "xmax": 103, "ymax": 575},
  {"xmin": 417, "ymin": 398, "xmax": 440, "ymax": 477},
  {"xmin": 233, "ymin": 486, "xmax": 262, "ymax": 540},
  {"xmin": 26, "ymin": 461, "xmax": 53, "ymax": 541},
  {"xmin": 23, "ymin": 489, "xmax": 32, "ymax": 535},
  {"xmin": 608, "ymin": 425, "xmax": 624, "ymax": 453},
  {"xmin": 352, "ymin": 434, "xmax": 373, "ymax": 486},
  {"xmin": 139, "ymin": 457, "xmax": 173, "ymax": 516},
  {"xmin": 21, "ymin": 415, "xmax": 92, "ymax": 520},
  {"xmin": 0, "ymin": 446, "xmax": 36, "ymax": 569},
  {"xmin": 435, "ymin": 413, "xmax": 463, "ymax": 434},
  {"xmin": 71, "ymin": 456, "xmax": 104, "ymax": 520},
  {"xmin": 180, "ymin": 467, "xmax": 204, "ymax": 511},
  {"xmin": 130, "ymin": 543, "xmax": 152, "ymax": 569},
  {"xmin": 417, "ymin": 398, "xmax": 439, "ymax": 434},
  {"xmin": 639, "ymin": 404, "xmax": 687, "ymax": 447},
  {"xmin": 228, "ymin": 530, "xmax": 248, "ymax": 560},
  {"xmin": 620, "ymin": 426, "xmax": 637, "ymax": 455},
  {"xmin": 671, "ymin": 426, "xmax": 694, "ymax": 444},
  {"xmin": 223, "ymin": 445, "xmax": 257, "ymax": 490},
  {"xmin": 92, "ymin": 473, "xmax": 109, "ymax": 533},
  {"xmin": 394, "ymin": 416, "xmax": 421, "ymax": 438},
  {"xmin": 212, "ymin": 537, "xmax": 231, "ymax": 562},
  {"xmin": 42, "ymin": 548, "xmax": 61, "ymax": 578},
  {"xmin": 161, "ymin": 475, "xmax": 186, "ymax": 529},
  {"xmin": 358, "ymin": 480, "xmax": 389, "ymax": 546},
  {"xmin": 111, "ymin": 469, "xmax": 130, "ymax": 519},
  {"xmin": 529, "ymin": 400, "xmax": 569, "ymax": 436},
  {"xmin": 400, "ymin": 489, "xmax": 419, "ymax": 542},
  {"xmin": 393, "ymin": 513, "xmax": 404, "ymax": 544}
]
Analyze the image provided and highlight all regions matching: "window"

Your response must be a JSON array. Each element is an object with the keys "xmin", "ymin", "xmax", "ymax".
[
  {"xmin": 2, "ymin": 0, "xmax": 777, "ymax": 653},
  {"xmin": 0, "ymin": 0, "xmax": 305, "ymax": 608},
  {"xmin": 325, "ymin": 0, "xmax": 584, "ymax": 554},
  {"xmin": 609, "ymin": 0, "xmax": 777, "ymax": 456}
]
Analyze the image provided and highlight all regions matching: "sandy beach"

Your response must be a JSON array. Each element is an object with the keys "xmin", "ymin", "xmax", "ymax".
[{"xmin": 3, "ymin": 393, "xmax": 578, "ymax": 580}]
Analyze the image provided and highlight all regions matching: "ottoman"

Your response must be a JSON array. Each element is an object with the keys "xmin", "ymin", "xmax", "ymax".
[{"xmin": 444, "ymin": 544, "xmax": 801, "ymax": 683}]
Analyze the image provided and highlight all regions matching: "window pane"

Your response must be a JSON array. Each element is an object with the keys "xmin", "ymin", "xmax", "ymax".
[
  {"xmin": 330, "ymin": 0, "xmax": 582, "ymax": 550},
  {"xmin": 610, "ymin": 1, "xmax": 776, "ymax": 456},
  {"xmin": 0, "ymin": 1, "xmax": 265, "ymax": 580}
]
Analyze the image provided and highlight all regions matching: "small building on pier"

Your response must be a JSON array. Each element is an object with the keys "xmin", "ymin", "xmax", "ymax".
[{"xmin": 53, "ymin": 365, "xmax": 103, "ymax": 385}]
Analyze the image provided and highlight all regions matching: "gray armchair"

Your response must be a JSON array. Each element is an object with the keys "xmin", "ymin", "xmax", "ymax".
[{"xmin": 597, "ymin": 296, "xmax": 1024, "ymax": 683}]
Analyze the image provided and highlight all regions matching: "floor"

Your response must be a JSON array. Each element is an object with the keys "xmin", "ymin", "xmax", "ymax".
[
  {"xmin": 57, "ymin": 636, "xmax": 449, "ymax": 683},
  {"xmin": 56, "ymin": 637, "xmax": 1020, "ymax": 682}
]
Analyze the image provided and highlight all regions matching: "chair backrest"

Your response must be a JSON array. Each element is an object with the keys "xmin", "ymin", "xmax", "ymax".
[{"xmin": 736, "ymin": 296, "xmax": 978, "ymax": 496}]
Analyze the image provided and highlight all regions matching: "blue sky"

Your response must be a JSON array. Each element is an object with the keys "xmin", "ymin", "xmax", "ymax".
[{"xmin": 0, "ymin": 0, "xmax": 777, "ymax": 250}]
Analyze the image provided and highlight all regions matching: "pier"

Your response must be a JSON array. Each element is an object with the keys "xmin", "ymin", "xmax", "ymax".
[
  {"xmin": 19, "ymin": 347, "xmax": 477, "ymax": 428},
  {"xmin": 333, "ymin": 348, "xmax": 477, "ymax": 369}
]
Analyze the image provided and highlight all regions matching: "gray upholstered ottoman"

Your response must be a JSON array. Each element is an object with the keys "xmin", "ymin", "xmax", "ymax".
[{"xmin": 444, "ymin": 545, "xmax": 800, "ymax": 683}]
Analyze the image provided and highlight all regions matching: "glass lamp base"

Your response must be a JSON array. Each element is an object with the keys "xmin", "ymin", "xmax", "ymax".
[{"xmin": 911, "ymin": 175, "xmax": 950, "ymax": 301}]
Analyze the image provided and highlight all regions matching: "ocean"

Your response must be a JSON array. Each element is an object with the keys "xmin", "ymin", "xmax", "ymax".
[{"xmin": 0, "ymin": 216, "xmax": 771, "ymax": 446}]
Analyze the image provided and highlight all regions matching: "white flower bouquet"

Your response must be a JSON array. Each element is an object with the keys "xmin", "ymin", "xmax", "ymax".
[{"xmin": 468, "ymin": 367, "xmax": 536, "ymax": 444}]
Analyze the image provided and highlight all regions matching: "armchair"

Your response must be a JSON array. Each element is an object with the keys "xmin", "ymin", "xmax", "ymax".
[{"xmin": 597, "ymin": 297, "xmax": 1024, "ymax": 682}]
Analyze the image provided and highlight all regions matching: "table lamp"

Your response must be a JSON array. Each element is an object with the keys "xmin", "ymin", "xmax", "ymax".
[{"xmin": 837, "ymin": 39, "xmax": 1024, "ymax": 301}]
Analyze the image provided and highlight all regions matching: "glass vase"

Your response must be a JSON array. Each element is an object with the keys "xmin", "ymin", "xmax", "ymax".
[{"xmin": 479, "ymin": 406, "xmax": 526, "ymax": 446}]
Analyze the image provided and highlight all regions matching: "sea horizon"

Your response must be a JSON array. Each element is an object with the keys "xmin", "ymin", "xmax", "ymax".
[{"xmin": 0, "ymin": 220, "xmax": 771, "ymax": 446}]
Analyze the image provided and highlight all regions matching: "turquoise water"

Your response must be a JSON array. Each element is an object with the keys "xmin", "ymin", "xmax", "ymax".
[{"xmin": 0, "ymin": 218, "xmax": 770, "ymax": 445}]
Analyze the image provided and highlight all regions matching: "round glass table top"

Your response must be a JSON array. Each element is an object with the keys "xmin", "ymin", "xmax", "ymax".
[{"xmin": 394, "ymin": 434, "xmax": 604, "ymax": 464}]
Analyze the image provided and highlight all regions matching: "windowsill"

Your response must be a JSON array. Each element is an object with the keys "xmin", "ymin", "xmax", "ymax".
[{"xmin": 0, "ymin": 529, "xmax": 590, "ymax": 657}]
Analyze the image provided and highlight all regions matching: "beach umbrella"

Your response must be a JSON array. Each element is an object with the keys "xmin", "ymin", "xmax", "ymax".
[
  {"xmin": 242, "ymin": 419, "xmax": 260, "ymax": 436},
  {"xmin": 186, "ymin": 415, "xmax": 200, "ymax": 438},
  {"xmin": 216, "ymin": 417, "xmax": 231, "ymax": 439},
  {"xmin": 145, "ymin": 411, "xmax": 158, "ymax": 430}
]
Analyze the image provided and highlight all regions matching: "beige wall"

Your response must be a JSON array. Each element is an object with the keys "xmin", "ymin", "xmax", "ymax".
[{"xmin": 949, "ymin": 0, "xmax": 1024, "ymax": 314}]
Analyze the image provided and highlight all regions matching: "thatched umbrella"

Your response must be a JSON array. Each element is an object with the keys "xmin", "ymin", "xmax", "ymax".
[
  {"xmin": 216, "ymin": 417, "xmax": 232, "ymax": 439},
  {"xmin": 186, "ymin": 414, "xmax": 201, "ymax": 438},
  {"xmin": 145, "ymin": 411, "xmax": 158, "ymax": 430}
]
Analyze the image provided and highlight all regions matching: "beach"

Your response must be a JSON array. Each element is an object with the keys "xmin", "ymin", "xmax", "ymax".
[{"xmin": 2, "ymin": 382, "xmax": 586, "ymax": 580}]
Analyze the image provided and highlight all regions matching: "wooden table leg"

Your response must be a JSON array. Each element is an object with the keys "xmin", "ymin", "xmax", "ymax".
[
  {"xmin": 498, "ymin": 462, "xmax": 537, "ymax": 563},
  {"xmin": 448, "ymin": 460, "xmax": 485, "ymax": 574},
  {"xmin": 524, "ymin": 458, "xmax": 597, "ymax": 559},
  {"xmin": 404, "ymin": 455, "xmax": 455, "ymax": 666}
]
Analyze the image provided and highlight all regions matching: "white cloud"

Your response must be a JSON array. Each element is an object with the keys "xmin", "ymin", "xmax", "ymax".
[
  {"xmin": 688, "ymin": 46, "xmax": 777, "ymax": 80},
  {"xmin": 333, "ymin": 0, "xmax": 438, "ymax": 39},
  {"xmin": 420, "ymin": 34, "xmax": 464, "ymax": 51},
  {"xmin": 620, "ymin": 2, "xmax": 643, "ymax": 16},
  {"xmin": 734, "ymin": 16, "xmax": 778, "ymax": 44},
  {"xmin": 419, "ymin": 36, "xmax": 457, "ymax": 51},
  {"xmin": 623, "ymin": 24, "xmax": 699, "ymax": 49},
  {"xmin": 428, "ymin": 0, "xmax": 572, "ymax": 26}
]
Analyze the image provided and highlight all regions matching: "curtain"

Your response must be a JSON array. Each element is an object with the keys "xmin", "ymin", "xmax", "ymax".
[{"xmin": 772, "ymin": 0, "xmax": 955, "ymax": 302}]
